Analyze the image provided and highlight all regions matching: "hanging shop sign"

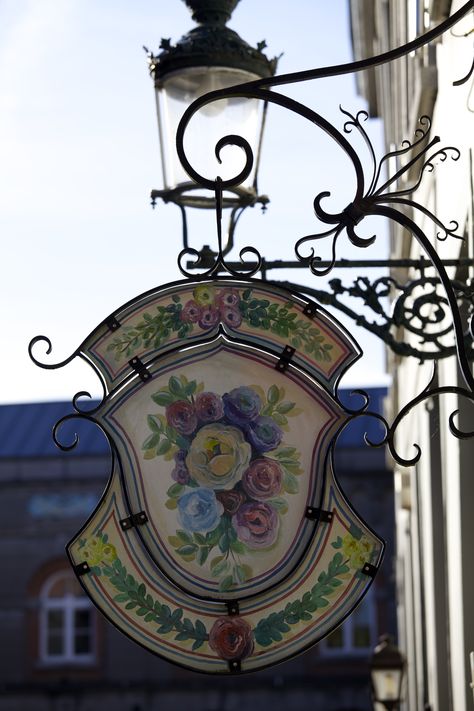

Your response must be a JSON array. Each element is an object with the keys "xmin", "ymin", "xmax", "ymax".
[{"xmin": 39, "ymin": 279, "xmax": 382, "ymax": 673}]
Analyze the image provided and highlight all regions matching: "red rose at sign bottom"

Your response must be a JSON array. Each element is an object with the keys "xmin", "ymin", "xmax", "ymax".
[{"xmin": 209, "ymin": 616, "xmax": 254, "ymax": 661}]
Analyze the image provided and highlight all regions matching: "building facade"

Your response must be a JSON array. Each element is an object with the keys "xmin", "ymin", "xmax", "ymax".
[
  {"xmin": 350, "ymin": 1, "xmax": 474, "ymax": 709},
  {"xmin": 0, "ymin": 392, "xmax": 395, "ymax": 711}
]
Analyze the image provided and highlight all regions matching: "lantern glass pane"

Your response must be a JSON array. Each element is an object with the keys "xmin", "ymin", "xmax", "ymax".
[
  {"xmin": 372, "ymin": 669, "xmax": 403, "ymax": 701},
  {"xmin": 156, "ymin": 67, "xmax": 263, "ymax": 194}
]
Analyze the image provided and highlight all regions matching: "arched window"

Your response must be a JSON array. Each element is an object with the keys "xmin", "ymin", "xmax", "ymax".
[{"xmin": 39, "ymin": 571, "xmax": 96, "ymax": 665}]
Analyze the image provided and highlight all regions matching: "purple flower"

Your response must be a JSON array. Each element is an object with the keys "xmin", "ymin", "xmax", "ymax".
[
  {"xmin": 181, "ymin": 299, "xmax": 202, "ymax": 324},
  {"xmin": 233, "ymin": 501, "xmax": 279, "ymax": 549},
  {"xmin": 242, "ymin": 458, "xmax": 283, "ymax": 500},
  {"xmin": 171, "ymin": 449, "xmax": 190, "ymax": 485},
  {"xmin": 246, "ymin": 416, "xmax": 283, "ymax": 453},
  {"xmin": 195, "ymin": 392, "xmax": 224, "ymax": 423},
  {"xmin": 221, "ymin": 306, "xmax": 242, "ymax": 328},
  {"xmin": 166, "ymin": 400, "xmax": 197, "ymax": 436},
  {"xmin": 222, "ymin": 386, "xmax": 262, "ymax": 426},
  {"xmin": 217, "ymin": 289, "xmax": 240, "ymax": 309},
  {"xmin": 199, "ymin": 306, "xmax": 220, "ymax": 330}
]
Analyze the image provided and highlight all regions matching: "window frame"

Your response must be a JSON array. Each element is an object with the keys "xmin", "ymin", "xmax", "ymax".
[
  {"xmin": 320, "ymin": 589, "xmax": 377, "ymax": 657},
  {"xmin": 39, "ymin": 570, "xmax": 97, "ymax": 666}
]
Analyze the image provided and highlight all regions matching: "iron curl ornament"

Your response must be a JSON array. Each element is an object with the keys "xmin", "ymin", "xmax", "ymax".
[
  {"xmin": 29, "ymin": 0, "xmax": 474, "ymax": 675},
  {"xmin": 173, "ymin": 0, "xmax": 474, "ymax": 468}
]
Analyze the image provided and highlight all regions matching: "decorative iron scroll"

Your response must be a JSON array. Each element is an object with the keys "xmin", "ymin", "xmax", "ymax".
[
  {"xmin": 29, "ymin": 0, "xmax": 474, "ymax": 674},
  {"xmin": 172, "ymin": 0, "xmax": 474, "ymax": 466}
]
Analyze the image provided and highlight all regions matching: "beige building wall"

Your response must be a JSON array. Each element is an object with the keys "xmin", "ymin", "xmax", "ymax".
[{"xmin": 351, "ymin": 1, "xmax": 474, "ymax": 709}]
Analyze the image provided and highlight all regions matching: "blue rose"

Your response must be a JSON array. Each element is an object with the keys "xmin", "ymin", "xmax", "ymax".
[
  {"xmin": 246, "ymin": 416, "xmax": 283, "ymax": 453},
  {"xmin": 177, "ymin": 488, "xmax": 223, "ymax": 533},
  {"xmin": 223, "ymin": 386, "xmax": 262, "ymax": 426}
]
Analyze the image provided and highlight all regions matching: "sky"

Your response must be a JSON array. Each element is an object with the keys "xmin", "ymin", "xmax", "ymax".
[{"xmin": 0, "ymin": 0, "xmax": 390, "ymax": 404}]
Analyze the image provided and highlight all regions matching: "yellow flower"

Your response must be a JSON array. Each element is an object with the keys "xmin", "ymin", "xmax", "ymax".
[
  {"xmin": 342, "ymin": 533, "xmax": 372, "ymax": 570},
  {"xmin": 193, "ymin": 284, "xmax": 215, "ymax": 306},
  {"xmin": 186, "ymin": 424, "xmax": 251, "ymax": 489},
  {"xmin": 82, "ymin": 536, "xmax": 117, "ymax": 567}
]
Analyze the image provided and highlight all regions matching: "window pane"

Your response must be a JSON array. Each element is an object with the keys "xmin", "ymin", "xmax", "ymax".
[
  {"xmin": 353, "ymin": 623, "xmax": 371, "ymax": 648},
  {"xmin": 74, "ymin": 632, "xmax": 91, "ymax": 655},
  {"xmin": 74, "ymin": 609, "xmax": 91, "ymax": 630},
  {"xmin": 47, "ymin": 632, "xmax": 64, "ymax": 656},
  {"xmin": 47, "ymin": 609, "xmax": 64, "ymax": 630},
  {"xmin": 326, "ymin": 627, "xmax": 344, "ymax": 648}
]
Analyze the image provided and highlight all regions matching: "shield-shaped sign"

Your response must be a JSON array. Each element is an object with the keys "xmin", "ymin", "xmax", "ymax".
[{"xmin": 65, "ymin": 278, "xmax": 383, "ymax": 673}]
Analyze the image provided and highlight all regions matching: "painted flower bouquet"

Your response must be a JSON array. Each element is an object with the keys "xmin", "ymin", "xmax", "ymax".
[{"xmin": 143, "ymin": 374, "xmax": 303, "ymax": 591}]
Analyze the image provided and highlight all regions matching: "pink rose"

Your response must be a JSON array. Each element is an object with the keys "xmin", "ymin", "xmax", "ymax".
[
  {"xmin": 217, "ymin": 289, "xmax": 240, "ymax": 309},
  {"xmin": 209, "ymin": 616, "xmax": 254, "ymax": 661},
  {"xmin": 166, "ymin": 400, "xmax": 197, "ymax": 435},
  {"xmin": 233, "ymin": 501, "xmax": 279, "ymax": 549},
  {"xmin": 181, "ymin": 299, "xmax": 202, "ymax": 323},
  {"xmin": 242, "ymin": 458, "xmax": 283, "ymax": 500},
  {"xmin": 199, "ymin": 306, "xmax": 220, "ymax": 330},
  {"xmin": 195, "ymin": 392, "xmax": 224, "ymax": 422},
  {"xmin": 220, "ymin": 306, "xmax": 242, "ymax": 328}
]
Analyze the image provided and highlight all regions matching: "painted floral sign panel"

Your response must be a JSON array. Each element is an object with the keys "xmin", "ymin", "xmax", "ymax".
[
  {"xmin": 98, "ymin": 336, "xmax": 346, "ymax": 600},
  {"xmin": 82, "ymin": 280, "xmax": 360, "ymax": 392},
  {"xmin": 68, "ymin": 457, "xmax": 383, "ymax": 674}
]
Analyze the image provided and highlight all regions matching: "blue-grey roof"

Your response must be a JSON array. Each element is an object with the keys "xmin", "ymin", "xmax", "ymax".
[
  {"xmin": 0, "ymin": 388, "xmax": 387, "ymax": 459},
  {"xmin": 0, "ymin": 401, "xmax": 107, "ymax": 458}
]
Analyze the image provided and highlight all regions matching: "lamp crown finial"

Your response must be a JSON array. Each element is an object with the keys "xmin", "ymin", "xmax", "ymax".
[{"xmin": 183, "ymin": 0, "xmax": 240, "ymax": 25}]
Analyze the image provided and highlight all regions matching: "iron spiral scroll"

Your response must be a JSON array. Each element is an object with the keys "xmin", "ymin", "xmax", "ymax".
[{"xmin": 172, "ymin": 0, "xmax": 474, "ymax": 468}]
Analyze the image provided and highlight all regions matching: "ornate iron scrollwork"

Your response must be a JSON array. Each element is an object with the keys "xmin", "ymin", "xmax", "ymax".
[{"xmin": 170, "ymin": 0, "xmax": 474, "ymax": 466}]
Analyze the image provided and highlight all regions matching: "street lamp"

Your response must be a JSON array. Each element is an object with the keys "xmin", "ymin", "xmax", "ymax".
[
  {"xmin": 370, "ymin": 635, "xmax": 406, "ymax": 711},
  {"xmin": 147, "ymin": 0, "xmax": 277, "ymax": 213}
]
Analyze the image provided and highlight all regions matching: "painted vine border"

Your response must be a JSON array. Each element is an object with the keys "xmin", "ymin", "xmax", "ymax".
[
  {"xmin": 77, "ymin": 530, "xmax": 374, "ymax": 663},
  {"xmin": 105, "ymin": 286, "xmax": 334, "ymax": 363}
]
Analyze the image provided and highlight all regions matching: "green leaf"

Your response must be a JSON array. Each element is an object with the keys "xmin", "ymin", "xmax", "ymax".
[
  {"xmin": 234, "ymin": 564, "xmax": 247, "ymax": 583},
  {"xmin": 195, "ymin": 619, "xmax": 207, "ymax": 637},
  {"xmin": 206, "ymin": 527, "xmax": 222, "ymax": 546},
  {"xmin": 275, "ymin": 447, "xmax": 297, "ymax": 459},
  {"xmin": 185, "ymin": 381, "xmax": 197, "ymax": 396},
  {"xmin": 167, "ymin": 483, "xmax": 184, "ymax": 499},
  {"xmin": 172, "ymin": 294, "xmax": 181, "ymax": 303},
  {"xmin": 272, "ymin": 412, "xmax": 288, "ymax": 426},
  {"xmin": 177, "ymin": 530, "xmax": 193, "ymax": 545},
  {"xmin": 192, "ymin": 638, "xmax": 205, "ymax": 651},
  {"xmin": 147, "ymin": 414, "xmax": 162, "ymax": 432},
  {"xmin": 193, "ymin": 532, "xmax": 206, "ymax": 545},
  {"xmin": 269, "ymin": 497, "xmax": 288, "ymax": 514},
  {"xmin": 165, "ymin": 499, "xmax": 177, "ymax": 510},
  {"xmin": 331, "ymin": 536, "xmax": 343, "ymax": 549},
  {"xmin": 230, "ymin": 540, "xmax": 246, "ymax": 554},
  {"xmin": 211, "ymin": 558, "xmax": 230, "ymax": 578},
  {"xmin": 277, "ymin": 400, "xmax": 295, "ymax": 414},
  {"xmin": 114, "ymin": 593, "xmax": 130, "ymax": 603},
  {"xmin": 267, "ymin": 384, "xmax": 280, "ymax": 405},
  {"xmin": 283, "ymin": 471, "xmax": 299, "ymax": 494},
  {"xmin": 151, "ymin": 392, "xmax": 174, "ymax": 407},
  {"xmin": 156, "ymin": 439, "xmax": 172, "ymax": 456},
  {"xmin": 177, "ymin": 545, "xmax": 197, "ymax": 557},
  {"xmin": 219, "ymin": 575, "xmax": 234, "ymax": 592},
  {"xmin": 169, "ymin": 376, "xmax": 184, "ymax": 396},
  {"xmin": 218, "ymin": 534, "xmax": 229, "ymax": 554},
  {"xmin": 197, "ymin": 547, "xmax": 210, "ymax": 566},
  {"xmin": 142, "ymin": 433, "xmax": 160, "ymax": 450}
]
